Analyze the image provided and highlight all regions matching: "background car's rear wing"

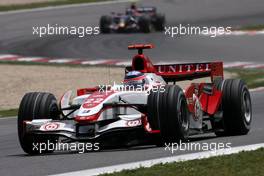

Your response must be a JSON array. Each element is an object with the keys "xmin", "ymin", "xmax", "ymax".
[
  {"xmin": 126, "ymin": 7, "xmax": 156, "ymax": 13},
  {"xmin": 126, "ymin": 44, "xmax": 223, "ymax": 82}
]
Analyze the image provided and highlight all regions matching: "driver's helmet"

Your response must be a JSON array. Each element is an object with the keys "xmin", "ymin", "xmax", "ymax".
[
  {"xmin": 123, "ymin": 71, "xmax": 146, "ymax": 88},
  {"xmin": 130, "ymin": 3, "xmax": 137, "ymax": 10}
]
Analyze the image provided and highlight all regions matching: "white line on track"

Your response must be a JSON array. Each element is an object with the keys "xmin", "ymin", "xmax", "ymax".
[
  {"xmin": 0, "ymin": 0, "xmax": 137, "ymax": 16},
  {"xmin": 223, "ymin": 62, "xmax": 253, "ymax": 68},
  {"xmin": 202, "ymin": 30, "xmax": 264, "ymax": 37},
  {"xmin": 114, "ymin": 61, "xmax": 131, "ymax": 66},
  {"xmin": 48, "ymin": 59, "xmax": 75, "ymax": 63},
  {"xmin": 52, "ymin": 143, "xmax": 264, "ymax": 176},
  {"xmin": 0, "ymin": 54, "xmax": 20, "ymax": 60},
  {"xmin": 17, "ymin": 57, "xmax": 46, "ymax": 62},
  {"xmin": 81, "ymin": 60, "xmax": 115, "ymax": 65}
]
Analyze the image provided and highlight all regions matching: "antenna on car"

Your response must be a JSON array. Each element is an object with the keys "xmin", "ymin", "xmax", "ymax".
[{"xmin": 128, "ymin": 44, "xmax": 154, "ymax": 54}]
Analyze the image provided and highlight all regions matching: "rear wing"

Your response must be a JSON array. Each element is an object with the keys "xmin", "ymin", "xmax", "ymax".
[
  {"xmin": 154, "ymin": 62, "xmax": 223, "ymax": 82},
  {"xmin": 126, "ymin": 44, "xmax": 223, "ymax": 82},
  {"xmin": 126, "ymin": 7, "xmax": 156, "ymax": 13}
]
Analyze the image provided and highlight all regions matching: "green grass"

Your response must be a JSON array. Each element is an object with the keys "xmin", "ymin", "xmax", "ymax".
[
  {"xmin": 238, "ymin": 24, "xmax": 264, "ymax": 31},
  {"xmin": 0, "ymin": 0, "xmax": 110, "ymax": 12},
  {"xmin": 0, "ymin": 109, "xmax": 18, "ymax": 117},
  {"xmin": 226, "ymin": 68, "xmax": 264, "ymax": 89},
  {"xmin": 101, "ymin": 148, "xmax": 264, "ymax": 176}
]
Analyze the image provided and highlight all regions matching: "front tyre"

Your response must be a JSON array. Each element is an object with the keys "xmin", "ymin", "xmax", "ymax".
[
  {"xmin": 148, "ymin": 85, "xmax": 190, "ymax": 144},
  {"xmin": 17, "ymin": 92, "xmax": 60, "ymax": 155}
]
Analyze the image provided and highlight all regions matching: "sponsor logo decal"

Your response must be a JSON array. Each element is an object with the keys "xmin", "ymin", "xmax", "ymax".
[
  {"xmin": 127, "ymin": 119, "xmax": 142, "ymax": 127},
  {"xmin": 82, "ymin": 91, "xmax": 114, "ymax": 108},
  {"xmin": 42, "ymin": 122, "xmax": 60, "ymax": 131}
]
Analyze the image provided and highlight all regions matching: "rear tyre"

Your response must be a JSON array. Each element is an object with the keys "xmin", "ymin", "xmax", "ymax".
[
  {"xmin": 154, "ymin": 14, "xmax": 165, "ymax": 31},
  {"xmin": 17, "ymin": 92, "xmax": 60, "ymax": 155},
  {"xmin": 100, "ymin": 15, "xmax": 112, "ymax": 33},
  {"xmin": 215, "ymin": 79, "xmax": 252, "ymax": 136},
  {"xmin": 138, "ymin": 16, "xmax": 151, "ymax": 33},
  {"xmin": 148, "ymin": 85, "xmax": 189, "ymax": 144}
]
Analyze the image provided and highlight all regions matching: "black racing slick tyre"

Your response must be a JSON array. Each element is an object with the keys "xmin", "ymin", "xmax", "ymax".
[
  {"xmin": 147, "ymin": 89, "xmax": 160, "ymax": 130},
  {"xmin": 138, "ymin": 16, "xmax": 151, "ymax": 33},
  {"xmin": 17, "ymin": 92, "xmax": 60, "ymax": 155},
  {"xmin": 100, "ymin": 15, "xmax": 112, "ymax": 33},
  {"xmin": 147, "ymin": 89, "xmax": 162, "ymax": 146},
  {"xmin": 148, "ymin": 85, "xmax": 190, "ymax": 143},
  {"xmin": 154, "ymin": 14, "xmax": 165, "ymax": 31},
  {"xmin": 215, "ymin": 79, "xmax": 252, "ymax": 136}
]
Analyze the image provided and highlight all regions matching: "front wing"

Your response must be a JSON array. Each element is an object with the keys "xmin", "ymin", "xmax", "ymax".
[{"xmin": 24, "ymin": 114, "xmax": 143, "ymax": 141}]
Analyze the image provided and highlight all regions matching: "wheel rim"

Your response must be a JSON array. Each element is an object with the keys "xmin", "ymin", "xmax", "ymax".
[
  {"xmin": 179, "ymin": 97, "xmax": 189, "ymax": 131},
  {"xmin": 242, "ymin": 90, "xmax": 251, "ymax": 123}
]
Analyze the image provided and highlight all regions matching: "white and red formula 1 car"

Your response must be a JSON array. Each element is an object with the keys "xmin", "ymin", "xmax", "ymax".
[{"xmin": 18, "ymin": 44, "xmax": 252, "ymax": 155}]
